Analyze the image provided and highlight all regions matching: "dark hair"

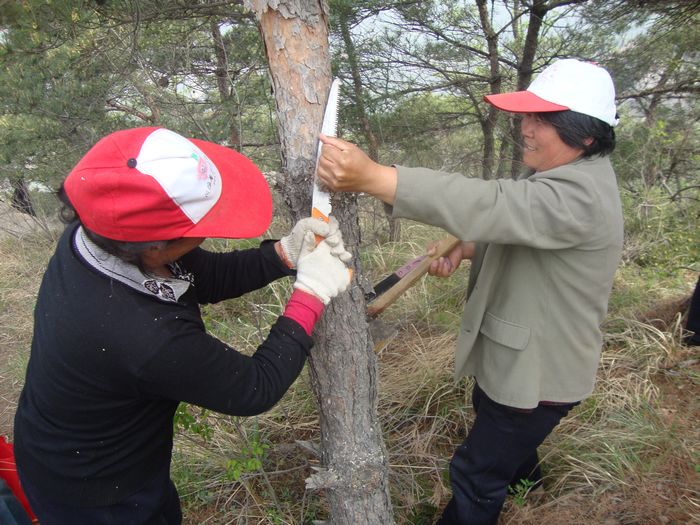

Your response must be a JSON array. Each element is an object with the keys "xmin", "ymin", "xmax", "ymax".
[
  {"xmin": 57, "ymin": 183, "xmax": 173, "ymax": 270},
  {"xmin": 538, "ymin": 110, "xmax": 616, "ymax": 157}
]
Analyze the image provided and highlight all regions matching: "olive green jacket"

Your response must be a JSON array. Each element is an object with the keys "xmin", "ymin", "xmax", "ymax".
[{"xmin": 393, "ymin": 155, "xmax": 623, "ymax": 408}]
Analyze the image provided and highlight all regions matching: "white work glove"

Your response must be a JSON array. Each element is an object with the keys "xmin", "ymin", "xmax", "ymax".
[
  {"xmin": 294, "ymin": 232, "xmax": 352, "ymax": 305},
  {"xmin": 279, "ymin": 216, "xmax": 352, "ymax": 269}
]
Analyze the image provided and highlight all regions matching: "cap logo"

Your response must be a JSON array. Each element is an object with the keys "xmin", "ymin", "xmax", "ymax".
[
  {"xmin": 136, "ymin": 129, "xmax": 222, "ymax": 224},
  {"xmin": 193, "ymin": 153, "xmax": 208, "ymax": 180},
  {"xmin": 192, "ymin": 152, "xmax": 216, "ymax": 198}
]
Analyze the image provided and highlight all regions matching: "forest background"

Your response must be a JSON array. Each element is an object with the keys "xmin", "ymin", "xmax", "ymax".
[{"xmin": 0, "ymin": 0, "xmax": 698, "ymax": 524}]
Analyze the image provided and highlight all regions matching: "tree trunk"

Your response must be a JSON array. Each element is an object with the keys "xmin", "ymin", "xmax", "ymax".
[
  {"xmin": 337, "ymin": 7, "xmax": 399, "ymax": 242},
  {"xmin": 640, "ymin": 47, "xmax": 681, "ymax": 188},
  {"xmin": 476, "ymin": 0, "xmax": 501, "ymax": 180},
  {"xmin": 10, "ymin": 178, "xmax": 36, "ymax": 217},
  {"xmin": 509, "ymin": 0, "xmax": 545, "ymax": 179},
  {"xmin": 243, "ymin": 2, "xmax": 394, "ymax": 523},
  {"xmin": 211, "ymin": 21, "xmax": 242, "ymax": 150}
]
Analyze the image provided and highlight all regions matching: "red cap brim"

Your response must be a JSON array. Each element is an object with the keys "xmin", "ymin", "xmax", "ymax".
[
  {"xmin": 184, "ymin": 140, "xmax": 273, "ymax": 239},
  {"xmin": 484, "ymin": 90, "xmax": 569, "ymax": 114}
]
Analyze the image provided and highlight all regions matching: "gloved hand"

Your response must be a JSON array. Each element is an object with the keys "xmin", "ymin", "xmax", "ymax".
[
  {"xmin": 279, "ymin": 216, "xmax": 351, "ymax": 269},
  {"xmin": 294, "ymin": 231, "xmax": 352, "ymax": 304}
]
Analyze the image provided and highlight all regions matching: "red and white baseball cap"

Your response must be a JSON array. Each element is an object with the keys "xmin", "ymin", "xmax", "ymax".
[
  {"xmin": 64, "ymin": 127, "xmax": 273, "ymax": 241},
  {"xmin": 484, "ymin": 59, "xmax": 619, "ymax": 126}
]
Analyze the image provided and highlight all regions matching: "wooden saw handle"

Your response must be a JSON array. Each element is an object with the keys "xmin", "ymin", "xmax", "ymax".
[{"xmin": 366, "ymin": 234, "xmax": 461, "ymax": 318}]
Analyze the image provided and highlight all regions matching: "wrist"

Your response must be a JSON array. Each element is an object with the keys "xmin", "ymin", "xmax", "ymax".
[
  {"xmin": 367, "ymin": 164, "xmax": 398, "ymax": 205},
  {"xmin": 293, "ymin": 282, "xmax": 329, "ymax": 305},
  {"xmin": 275, "ymin": 240, "xmax": 294, "ymax": 269},
  {"xmin": 283, "ymin": 289, "xmax": 325, "ymax": 335}
]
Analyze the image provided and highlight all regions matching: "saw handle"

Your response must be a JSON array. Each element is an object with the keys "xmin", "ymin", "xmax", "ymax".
[
  {"xmin": 367, "ymin": 234, "xmax": 461, "ymax": 318},
  {"xmin": 311, "ymin": 207, "xmax": 329, "ymax": 244}
]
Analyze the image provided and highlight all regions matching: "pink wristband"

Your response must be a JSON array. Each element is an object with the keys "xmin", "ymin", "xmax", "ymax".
[{"xmin": 283, "ymin": 289, "xmax": 325, "ymax": 335}]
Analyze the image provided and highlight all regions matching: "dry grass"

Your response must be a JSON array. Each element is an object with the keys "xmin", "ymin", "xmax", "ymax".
[
  {"xmin": 0, "ymin": 203, "xmax": 698, "ymax": 524},
  {"xmin": 169, "ymin": 227, "xmax": 700, "ymax": 524},
  {"xmin": 0, "ymin": 221, "xmax": 57, "ymax": 438}
]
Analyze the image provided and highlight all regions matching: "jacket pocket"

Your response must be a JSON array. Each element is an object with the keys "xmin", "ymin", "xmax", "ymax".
[{"xmin": 479, "ymin": 311, "xmax": 531, "ymax": 350}]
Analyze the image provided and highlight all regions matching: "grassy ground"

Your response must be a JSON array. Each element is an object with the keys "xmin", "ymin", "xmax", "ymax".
[{"xmin": 0, "ymin": 195, "xmax": 698, "ymax": 524}]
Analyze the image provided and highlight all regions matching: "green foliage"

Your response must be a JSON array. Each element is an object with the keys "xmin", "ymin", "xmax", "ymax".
[
  {"xmin": 620, "ymin": 187, "xmax": 699, "ymax": 274},
  {"xmin": 507, "ymin": 478, "xmax": 536, "ymax": 506},
  {"xmin": 0, "ymin": 0, "xmax": 276, "ymax": 192},
  {"xmin": 174, "ymin": 403, "xmax": 213, "ymax": 440},
  {"xmin": 372, "ymin": 93, "xmax": 483, "ymax": 172},
  {"xmin": 224, "ymin": 435, "xmax": 269, "ymax": 481},
  {"xmin": 615, "ymin": 113, "xmax": 700, "ymax": 193}
]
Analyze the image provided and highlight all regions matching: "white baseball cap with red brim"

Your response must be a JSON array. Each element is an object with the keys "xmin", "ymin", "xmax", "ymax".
[
  {"xmin": 64, "ymin": 127, "xmax": 273, "ymax": 242},
  {"xmin": 484, "ymin": 58, "xmax": 619, "ymax": 127}
]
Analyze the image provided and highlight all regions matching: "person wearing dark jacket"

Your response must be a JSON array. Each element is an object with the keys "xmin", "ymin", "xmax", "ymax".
[
  {"xmin": 685, "ymin": 274, "xmax": 700, "ymax": 346},
  {"xmin": 316, "ymin": 59, "xmax": 622, "ymax": 524},
  {"xmin": 13, "ymin": 127, "xmax": 352, "ymax": 524}
]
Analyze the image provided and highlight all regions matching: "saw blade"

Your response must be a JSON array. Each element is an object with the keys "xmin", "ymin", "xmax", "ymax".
[{"xmin": 312, "ymin": 77, "xmax": 340, "ymax": 222}]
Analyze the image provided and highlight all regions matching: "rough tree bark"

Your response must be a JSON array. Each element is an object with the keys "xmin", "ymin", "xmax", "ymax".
[{"xmin": 242, "ymin": 1, "xmax": 394, "ymax": 523}]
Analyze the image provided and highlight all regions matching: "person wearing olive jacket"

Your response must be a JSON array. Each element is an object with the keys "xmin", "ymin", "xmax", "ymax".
[
  {"xmin": 14, "ymin": 127, "xmax": 352, "ymax": 525},
  {"xmin": 316, "ymin": 59, "xmax": 623, "ymax": 524}
]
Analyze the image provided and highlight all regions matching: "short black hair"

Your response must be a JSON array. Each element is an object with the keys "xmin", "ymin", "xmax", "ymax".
[{"xmin": 538, "ymin": 110, "xmax": 616, "ymax": 157}]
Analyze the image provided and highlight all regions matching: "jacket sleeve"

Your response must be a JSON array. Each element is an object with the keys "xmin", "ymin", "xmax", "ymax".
[
  {"xmin": 136, "ymin": 314, "xmax": 310, "ymax": 416},
  {"xmin": 392, "ymin": 162, "xmax": 610, "ymax": 250},
  {"xmin": 180, "ymin": 239, "xmax": 294, "ymax": 304}
]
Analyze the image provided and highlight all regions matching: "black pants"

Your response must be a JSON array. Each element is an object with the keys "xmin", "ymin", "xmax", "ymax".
[
  {"xmin": 437, "ymin": 384, "xmax": 578, "ymax": 525},
  {"xmin": 686, "ymin": 274, "xmax": 700, "ymax": 343},
  {"xmin": 18, "ymin": 462, "xmax": 182, "ymax": 525},
  {"xmin": 0, "ymin": 479, "xmax": 32, "ymax": 525}
]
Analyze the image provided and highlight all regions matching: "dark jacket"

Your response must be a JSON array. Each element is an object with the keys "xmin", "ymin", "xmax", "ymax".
[{"xmin": 14, "ymin": 223, "xmax": 312, "ymax": 506}]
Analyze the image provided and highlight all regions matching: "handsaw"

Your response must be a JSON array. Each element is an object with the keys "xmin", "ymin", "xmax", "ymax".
[
  {"xmin": 311, "ymin": 78, "xmax": 459, "ymax": 326},
  {"xmin": 312, "ymin": 77, "xmax": 341, "ymax": 232},
  {"xmin": 366, "ymin": 234, "xmax": 461, "ymax": 318}
]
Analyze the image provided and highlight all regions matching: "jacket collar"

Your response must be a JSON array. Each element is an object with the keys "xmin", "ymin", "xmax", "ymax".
[{"xmin": 73, "ymin": 226, "xmax": 192, "ymax": 303}]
